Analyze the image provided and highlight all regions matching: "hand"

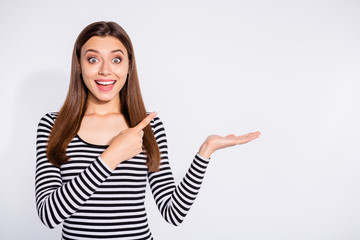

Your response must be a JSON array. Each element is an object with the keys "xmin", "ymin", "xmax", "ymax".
[
  {"xmin": 100, "ymin": 112, "xmax": 157, "ymax": 170},
  {"xmin": 198, "ymin": 131, "xmax": 261, "ymax": 159}
]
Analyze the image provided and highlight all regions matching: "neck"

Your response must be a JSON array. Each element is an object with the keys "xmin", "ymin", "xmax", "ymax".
[{"xmin": 85, "ymin": 95, "xmax": 121, "ymax": 115}]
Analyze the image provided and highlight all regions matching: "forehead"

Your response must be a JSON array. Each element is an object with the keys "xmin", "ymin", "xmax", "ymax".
[{"xmin": 81, "ymin": 36, "xmax": 128, "ymax": 57}]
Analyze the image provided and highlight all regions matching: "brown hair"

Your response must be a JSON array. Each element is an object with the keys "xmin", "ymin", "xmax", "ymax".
[{"xmin": 47, "ymin": 21, "xmax": 160, "ymax": 172}]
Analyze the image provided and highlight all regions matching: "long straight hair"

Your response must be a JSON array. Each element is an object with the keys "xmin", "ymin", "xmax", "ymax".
[{"xmin": 47, "ymin": 21, "xmax": 160, "ymax": 172}]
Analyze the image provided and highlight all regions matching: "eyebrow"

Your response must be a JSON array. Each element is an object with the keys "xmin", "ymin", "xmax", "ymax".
[{"xmin": 85, "ymin": 49, "xmax": 125, "ymax": 55}]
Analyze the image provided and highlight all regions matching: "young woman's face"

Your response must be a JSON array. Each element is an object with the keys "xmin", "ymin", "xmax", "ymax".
[{"xmin": 80, "ymin": 36, "xmax": 129, "ymax": 104}]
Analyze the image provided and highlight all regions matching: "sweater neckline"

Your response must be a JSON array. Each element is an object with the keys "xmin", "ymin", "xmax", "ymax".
[{"xmin": 76, "ymin": 134, "xmax": 109, "ymax": 148}]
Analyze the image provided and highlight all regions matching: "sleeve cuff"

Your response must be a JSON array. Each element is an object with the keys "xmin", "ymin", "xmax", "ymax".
[
  {"xmin": 97, "ymin": 156, "xmax": 114, "ymax": 173},
  {"xmin": 195, "ymin": 152, "xmax": 211, "ymax": 162}
]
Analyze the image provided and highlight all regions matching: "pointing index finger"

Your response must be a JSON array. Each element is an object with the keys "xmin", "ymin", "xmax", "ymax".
[{"xmin": 134, "ymin": 112, "xmax": 157, "ymax": 131}]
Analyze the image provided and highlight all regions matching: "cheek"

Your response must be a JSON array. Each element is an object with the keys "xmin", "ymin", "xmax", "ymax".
[
  {"xmin": 80, "ymin": 66, "xmax": 95, "ymax": 89},
  {"xmin": 81, "ymin": 64, "xmax": 98, "ymax": 78},
  {"xmin": 114, "ymin": 66, "xmax": 129, "ymax": 79}
]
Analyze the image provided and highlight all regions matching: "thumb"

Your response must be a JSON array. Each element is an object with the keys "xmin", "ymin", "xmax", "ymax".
[{"xmin": 225, "ymin": 134, "xmax": 236, "ymax": 138}]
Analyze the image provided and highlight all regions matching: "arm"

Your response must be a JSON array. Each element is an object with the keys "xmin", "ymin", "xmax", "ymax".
[
  {"xmin": 35, "ymin": 113, "xmax": 113, "ymax": 228},
  {"xmin": 148, "ymin": 117, "xmax": 261, "ymax": 226},
  {"xmin": 35, "ymin": 112, "xmax": 157, "ymax": 228},
  {"xmin": 148, "ymin": 117, "xmax": 210, "ymax": 226}
]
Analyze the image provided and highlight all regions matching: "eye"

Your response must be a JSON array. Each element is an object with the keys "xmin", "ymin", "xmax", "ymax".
[
  {"xmin": 112, "ymin": 57, "xmax": 121, "ymax": 64},
  {"xmin": 88, "ymin": 57, "xmax": 98, "ymax": 63}
]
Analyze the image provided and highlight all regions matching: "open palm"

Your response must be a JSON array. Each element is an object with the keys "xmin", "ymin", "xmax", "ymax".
[{"xmin": 199, "ymin": 132, "xmax": 261, "ymax": 159}]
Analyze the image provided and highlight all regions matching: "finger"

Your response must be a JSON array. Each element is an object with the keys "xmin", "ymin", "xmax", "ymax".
[
  {"xmin": 242, "ymin": 132, "xmax": 261, "ymax": 138},
  {"xmin": 134, "ymin": 112, "xmax": 157, "ymax": 131},
  {"xmin": 235, "ymin": 132, "xmax": 261, "ymax": 144},
  {"xmin": 225, "ymin": 134, "xmax": 236, "ymax": 138}
]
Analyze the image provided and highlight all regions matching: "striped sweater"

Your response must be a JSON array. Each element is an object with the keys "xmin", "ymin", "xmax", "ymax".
[{"xmin": 35, "ymin": 112, "xmax": 210, "ymax": 240}]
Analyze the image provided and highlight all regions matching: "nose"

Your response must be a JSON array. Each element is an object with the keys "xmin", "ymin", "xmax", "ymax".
[{"xmin": 99, "ymin": 61, "xmax": 111, "ymax": 76}]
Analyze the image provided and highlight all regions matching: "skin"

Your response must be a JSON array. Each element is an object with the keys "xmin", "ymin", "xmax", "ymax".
[
  {"xmin": 78, "ymin": 36, "xmax": 261, "ymax": 171},
  {"xmin": 78, "ymin": 36, "xmax": 129, "ymax": 147}
]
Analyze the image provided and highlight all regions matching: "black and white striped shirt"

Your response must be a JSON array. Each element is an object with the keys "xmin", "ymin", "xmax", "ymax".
[{"xmin": 35, "ymin": 112, "xmax": 210, "ymax": 240}]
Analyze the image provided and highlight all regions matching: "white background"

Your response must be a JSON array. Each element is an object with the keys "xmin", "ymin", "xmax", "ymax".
[{"xmin": 0, "ymin": 0, "xmax": 359, "ymax": 239}]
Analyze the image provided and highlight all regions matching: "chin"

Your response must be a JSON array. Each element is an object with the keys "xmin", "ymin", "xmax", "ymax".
[
  {"xmin": 97, "ymin": 96, "xmax": 118, "ymax": 103},
  {"xmin": 88, "ymin": 91, "xmax": 119, "ymax": 103}
]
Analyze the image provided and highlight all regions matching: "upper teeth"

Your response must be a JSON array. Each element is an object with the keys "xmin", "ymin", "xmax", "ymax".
[{"xmin": 96, "ymin": 81, "xmax": 116, "ymax": 85}]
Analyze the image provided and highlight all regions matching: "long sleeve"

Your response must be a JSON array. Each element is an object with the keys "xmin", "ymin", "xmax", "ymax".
[
  {"xmin": 35, "ymin": 113, "xmax": 113, "ymax": 229},
  {"xmin": 148, "ymin": 117, "xmax": 210, "ymax": 226}
]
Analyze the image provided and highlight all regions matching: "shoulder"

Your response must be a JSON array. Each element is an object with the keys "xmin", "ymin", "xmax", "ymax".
[
  {"xmin": 148, "ymin": 113, "xmax": 167, "ymax": 141},
  {"xmin": 149, "ymin": 112, "xmax": 164, "ymax": 130},
  {"xmin": 37, "ymin": 112, "xmax": 58, "ymax": 130}
]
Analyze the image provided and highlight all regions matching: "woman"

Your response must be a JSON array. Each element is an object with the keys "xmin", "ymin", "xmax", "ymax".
[{"xmin": 35, "ymin": 21, "xmax": 260, "ymax": 240}]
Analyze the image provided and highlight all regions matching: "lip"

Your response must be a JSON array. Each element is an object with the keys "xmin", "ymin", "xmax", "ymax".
[{"xmin": 94, "ymin": 79, "xmax": 117, "ymax": 91}]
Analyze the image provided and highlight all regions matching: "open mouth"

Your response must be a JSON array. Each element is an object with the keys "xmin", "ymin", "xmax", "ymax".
[
  {"xmin": 94, "ymin": 80, "xmax": 116, "ymax": 91},
  {"xmin": 95, "ymin": 80, "xmax": 116, "ymax": 86}
]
